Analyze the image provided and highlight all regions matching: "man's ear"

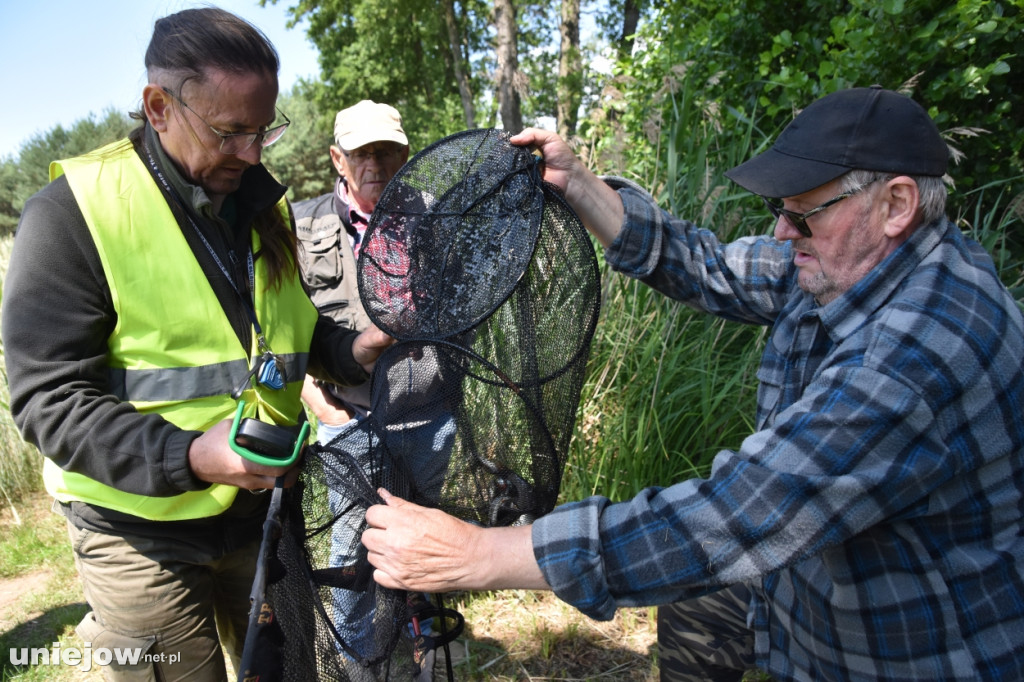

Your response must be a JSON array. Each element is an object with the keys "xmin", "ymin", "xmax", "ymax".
[
  {"xmin": 143, "ymin": 84, "xmax": 173, "ymax": 132},
  {"xmin": 882, "ymin": 176, "xmax": 921, "ymax": 239},
  {"xmin": 329, "ymin": 145, "xmax": 346, "ymax": 176}
]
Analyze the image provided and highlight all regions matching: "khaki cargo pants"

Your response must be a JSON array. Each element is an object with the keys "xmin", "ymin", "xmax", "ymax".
[{"xmin": 67, "ymin": 519, "xmax": 259, "ymax": 682}]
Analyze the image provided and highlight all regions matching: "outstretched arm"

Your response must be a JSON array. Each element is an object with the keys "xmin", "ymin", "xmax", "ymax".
[
  {"xmin": 362, "ymin": 489, "xmax": 550, "ymax": 592},
  {"xmin": 510, "ymin": 128, "xmax": 625, "ymax": 247}
]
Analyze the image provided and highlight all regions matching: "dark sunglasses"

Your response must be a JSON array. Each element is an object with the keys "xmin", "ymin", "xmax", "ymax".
[{"xmin": 760, "ymin": 180, "xmax": 877, "ymax": 238}]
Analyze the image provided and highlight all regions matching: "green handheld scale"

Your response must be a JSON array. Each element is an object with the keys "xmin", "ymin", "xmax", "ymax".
[{"xmin": 229, "ymin": 401, "xmax": 309, "ymax": 467}]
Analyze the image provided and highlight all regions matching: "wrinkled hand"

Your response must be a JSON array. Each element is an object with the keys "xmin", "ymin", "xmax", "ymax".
[
  {"xmin": 362, "ymin": 489, "xmax": 547, "ymax": 593},
  {"xmin": 351, "ymin": 324, "xmax": 395, "ymax": 375},
  {"xmin": 509, "ymin": 128, "xmax": 581, "ymax": 196},
  {"xmin": 362, "ymin": 489, "xmax": 481, "ymax": 592},
  {"xmin": 188, "ymin": 419, "xmax": 301, "ymax": 491},
  {"xmin": 509, "ymin": 128, "xmax": 625, "ymax": 247}
]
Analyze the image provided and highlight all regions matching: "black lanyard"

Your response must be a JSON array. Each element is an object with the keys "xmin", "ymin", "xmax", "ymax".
[{"xmin": 140, "ymin": 141, "xmax": 285, "ymax": 393}]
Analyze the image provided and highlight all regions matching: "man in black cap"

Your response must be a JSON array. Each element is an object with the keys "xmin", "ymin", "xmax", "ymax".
[{"xmin": 360, "ymin": 87, "xmax": 1024, "ymax": 681}]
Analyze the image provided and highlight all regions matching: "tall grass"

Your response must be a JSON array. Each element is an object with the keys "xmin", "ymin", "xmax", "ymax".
[
  {"xmin": 0, "ymin": 234, "xmax": 43, "ymax": 518},
  {"xmin": 561, "ymin": 87, "xmax": 772, "ymax": 503},
  {"xmin": 565, "ymin": 275, "xmax": 764, "ymax": 501},
  {"xmin": 955, "ymin": 174, "xmax": 1024, "ymax": 306}
]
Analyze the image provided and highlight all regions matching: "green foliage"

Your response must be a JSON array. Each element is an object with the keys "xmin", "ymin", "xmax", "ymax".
[
  {"xmin": 586, "ymin": 0, "xmax": 1022, "ymax": 221},
  {"xmin": 262, "ymin": 82, "xmax": 337, "ymax": 201},
  {"xmin": 280, "ymin": 0, "xmax": 617, "ymax": 148},
  {"xmin": 0, "ymin": 108, "xmax": 134, "ymax": 236},
  {"xmin": 514, "ymin": 0, "xmax": 561, "ymax": 124},
  {"xmin": 280, "ymin": 0, "xmax": 493, "ymax": 149},
  {"xmin": 753, "ymin": 0, "xmax": 1022, "ymax": 194}
]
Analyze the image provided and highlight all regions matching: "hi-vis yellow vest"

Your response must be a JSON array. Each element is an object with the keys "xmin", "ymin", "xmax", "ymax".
[{"xmin": 44, "ymin": 139, "xmax": 318, "ymax": 520}]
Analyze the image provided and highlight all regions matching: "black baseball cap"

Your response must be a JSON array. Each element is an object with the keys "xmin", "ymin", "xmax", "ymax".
[{"xmin": 725, "ymin": 85, "xmax": 948, "ymax": 198}]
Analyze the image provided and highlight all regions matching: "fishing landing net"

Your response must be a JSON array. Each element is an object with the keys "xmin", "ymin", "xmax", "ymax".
[{"xmin": 243, "ymin": 129, "xmax": 600, "ymax": 681}]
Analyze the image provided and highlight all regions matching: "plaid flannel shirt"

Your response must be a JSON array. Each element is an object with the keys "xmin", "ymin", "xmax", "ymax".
[{"xmin": 532, "ymin": 179, "xmax": 1024, "ymax": 681}]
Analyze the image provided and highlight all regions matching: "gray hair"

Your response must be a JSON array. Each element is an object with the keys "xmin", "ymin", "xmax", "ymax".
[{"xmin": 842, "ymin": 169, "xmax": 948, "ymax": 226}]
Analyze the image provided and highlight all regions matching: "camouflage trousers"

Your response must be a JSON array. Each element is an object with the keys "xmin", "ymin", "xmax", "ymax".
[{"xmin": 657, "ymin": 583, "xmax": 757, "ymax": 682}]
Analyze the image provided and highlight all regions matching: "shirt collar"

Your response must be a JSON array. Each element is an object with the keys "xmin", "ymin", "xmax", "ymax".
[
  {"xmin": 334, "ymin": 177, "xmax": 372, "ymax": 230},
  {"xmin": 818, "ymin": 217, "xmax": 950, "ymax": 340}
]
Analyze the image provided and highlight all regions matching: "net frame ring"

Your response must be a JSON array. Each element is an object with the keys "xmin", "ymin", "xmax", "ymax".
[{"xmin": 358, "ymin": 128, "xmax": 546, "ymax": 340}]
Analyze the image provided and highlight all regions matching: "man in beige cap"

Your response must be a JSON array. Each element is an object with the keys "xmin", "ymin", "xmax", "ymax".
[
  {"xmin": 294, "ymin": 102, "xmax": 442, "ymax": 682},
  {"xmin": 295, "ymin": 100, "xmax": 410, "ymax": 434}
]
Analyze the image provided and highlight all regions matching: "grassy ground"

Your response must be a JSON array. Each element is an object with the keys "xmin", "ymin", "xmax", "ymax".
[
  {"xmin": 0, "ymin": 492, "xmax": 659, "ymax": 682},
  {"xmin": 1, "ymin": 494, "xmax": 776, "ymax": 681},
  {"xmin": 431, "ymin": 592, "xmax": 658, "ymax": 681},
  {"xmin": 0, "ymin": 492, "xmax": 100, "ymax": 682}
]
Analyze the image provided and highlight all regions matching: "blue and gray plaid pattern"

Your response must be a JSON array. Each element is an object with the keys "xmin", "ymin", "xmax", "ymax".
[{"xmin": 532, "ymin": 179, "xmax": 1024, "ymax": 681}]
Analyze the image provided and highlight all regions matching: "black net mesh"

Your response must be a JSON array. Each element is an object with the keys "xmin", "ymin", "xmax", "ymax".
[
  {"xmin": 262, "ymin": 422, "xmax": 427, "ymax": 681},
  {"xmin": 245, "ymin": 129, "xmax": 599, "ymax": 681},
  {"xmin": 359, "ymin": 128, "xmax": 545, "ymax": 340}
]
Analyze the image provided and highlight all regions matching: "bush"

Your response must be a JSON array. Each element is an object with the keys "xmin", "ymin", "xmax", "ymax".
[{"xmin": 0, "ymin": 234, "xmax": 44, "ymax": 510}]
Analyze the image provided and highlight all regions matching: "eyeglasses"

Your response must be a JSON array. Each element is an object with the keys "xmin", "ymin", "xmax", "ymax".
[
  {"xmin": 760, "ymin": 181, "xmax": 877, "ymax": 238},
  {"xmin": 161, "ymin": 87, "xmax": 290, "ymax": 155},
  {"xmin": 342, "ymin": 146, "xmax": 403, "ymax": 164}
]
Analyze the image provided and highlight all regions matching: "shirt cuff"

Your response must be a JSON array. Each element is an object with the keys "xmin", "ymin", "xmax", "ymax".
[
  {"xmin": 600, "ymin": 177, "xmax": 664, "ymax": 279},
  {"xmin": 165, "ymin": 429, "xmax": 210, "ymax": 492},
  {"xmin": 532, "ymin": 496, "xmax": 619, "ymax": 621}
]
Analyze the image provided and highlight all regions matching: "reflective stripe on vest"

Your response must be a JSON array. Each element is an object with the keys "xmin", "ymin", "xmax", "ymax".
[
  {"xmin": 107, "ymin": 352, "xmax": 307, "ymax": 402},
  {"xmin": 45, "ymin": 139, "xmax": 317, "ymax": 520}
]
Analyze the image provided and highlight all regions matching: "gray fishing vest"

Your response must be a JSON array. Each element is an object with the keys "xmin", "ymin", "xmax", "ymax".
[{"xmin": 293, "ymin": 190, "xmax": 372, "ymax": 412}]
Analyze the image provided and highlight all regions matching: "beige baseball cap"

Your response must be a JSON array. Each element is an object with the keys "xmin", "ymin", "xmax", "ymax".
[{"xmin": 333, "ymin": 100, "xmax": 408, "ymax": 151}]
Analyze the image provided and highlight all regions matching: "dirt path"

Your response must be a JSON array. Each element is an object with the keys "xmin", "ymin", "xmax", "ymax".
[{"xmin": 0, "ymin": 568, "xmax": 53, "ymax": 632}]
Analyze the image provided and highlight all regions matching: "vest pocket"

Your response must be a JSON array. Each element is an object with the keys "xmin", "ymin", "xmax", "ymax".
[{"xmin": 298, "ymin": 228, "xmax": 343, "ymax": 287}]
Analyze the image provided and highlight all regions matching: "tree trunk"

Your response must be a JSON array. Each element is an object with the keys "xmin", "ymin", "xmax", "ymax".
[
  {"xmin": 443, "ymin": 0, "xmax": 476, "ymax": 128},
  {"xmin": 493, "ymin": 0, "xmax": 523, "ymax": 134},
  {"xmin": 557, "ymin": 0, "xmax": 581, "ymax": 139},
  {"xmin": 619, "ymin": 0, "xmax": 641, "ymax": 60}
]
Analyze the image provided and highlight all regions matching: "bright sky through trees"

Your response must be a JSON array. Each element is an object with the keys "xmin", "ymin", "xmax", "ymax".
[{"xmin": 0, "ymin": 0, "xmax": 319, "ymax": 158}]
